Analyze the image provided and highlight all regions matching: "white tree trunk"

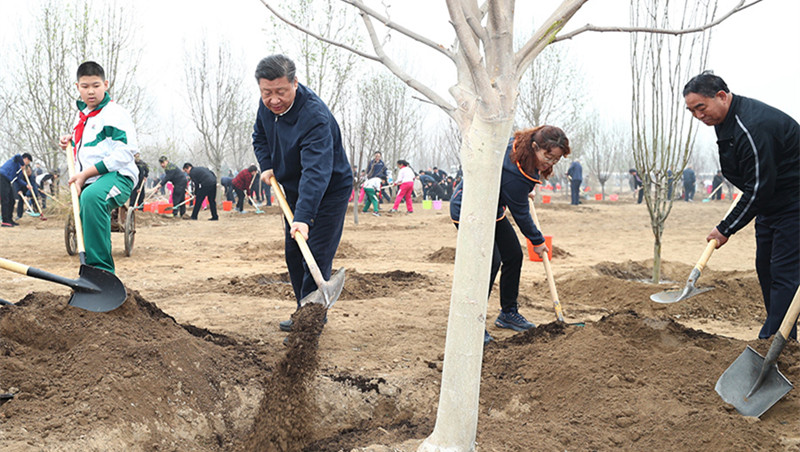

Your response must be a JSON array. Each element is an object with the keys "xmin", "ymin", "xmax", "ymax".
[{"xmin": 419, "ymin": 115, "xmax": 513, "ymax": 452}]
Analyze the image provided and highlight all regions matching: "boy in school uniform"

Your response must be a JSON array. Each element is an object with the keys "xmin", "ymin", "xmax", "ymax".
[{"xmin": 60, "ymin": 61, "xmax": 139, "ymax": 274}]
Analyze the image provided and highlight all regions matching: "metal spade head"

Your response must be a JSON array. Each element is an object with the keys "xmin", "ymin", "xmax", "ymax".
[
  {"xmin": 68, "ymin": 264, "xmax": 128, "ymax": 312},
  {"xmin": 299, "ymin": 267, "xmax": 345, "ymax": 310},
  {"xmin": 650, "ymin": 268, "xmax": 714, "ymax": 303},
  {"xmin": 650, "ymin": 284, "xmax": 714, "ymax": 303},
  {"xmin": 715, "ymin": 345, "xmax": 793, "ymax": 417}
]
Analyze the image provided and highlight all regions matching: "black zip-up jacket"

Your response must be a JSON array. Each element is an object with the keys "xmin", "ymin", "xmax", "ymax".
[
  {"xmin": 188, "ymin": 166, "xmax": 216, "ymax": 189},
  {"xmin": 714, "ymin": 94, "xmax": 800, "ymax": 236}
]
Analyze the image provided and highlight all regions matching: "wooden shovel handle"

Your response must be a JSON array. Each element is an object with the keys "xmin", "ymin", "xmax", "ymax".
[
  {"xmin": 529, "ymin": 198, "xmax": 565, "ymax": 322},
  {"xmin": 0, "ymin": 257, "xmax": 30, "ymax": 276},
  {"xmin": 22, "ymin": 169, "xmax": 44, "ymax": 214},
  {"xmin": 269, "ymin": 176, "xmax": 325, "ymax": 288},
  {"xmin": 697, "ymin": 192, "xmax": 744, "ymax": 271},
  {"xmin": 66, "ymin": 144, "xmax": 87, "ymax": 255},
  {"xmin": 695, "ymin": 239, "xmax": 717, "ymax": 272},
  {"xmin": 779, "ymin": 287, "xmax": 800, "ymax": 339}
]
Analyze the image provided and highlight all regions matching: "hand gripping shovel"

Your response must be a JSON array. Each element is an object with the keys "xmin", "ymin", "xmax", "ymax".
[
  {"xmin": 714, "ymin": 286, "xmax": 799, "ymax": 417},
  {"xmin": 650, "ymin": 195, "xmax": 742, "ymax": 303},
  {"xmin": 270, "ymin": 175, "xmax": 345, "ymax": 309},
  {"xmin": 529, "ymin": 198, "xmax": 583, "ymax": 326},
  {"xmin": 64, "ymin": 144, "xmax": 126, "ymax": 312}
]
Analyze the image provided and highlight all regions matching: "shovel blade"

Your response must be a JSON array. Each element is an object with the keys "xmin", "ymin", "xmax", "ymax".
[
  {"xmin": 68, "ymin": 264, "xmax": 127, "ymax": 312},
  {"xmin": 299, "ymin": 267, "xmax": 345, "ymax": 310},
  {"xmin": 715, "ymin": 346, "xmax": 793, "ymax": 417},
  {"xmin": 650, "ymin": 285, "xmax": 713, "ymax": 303}
]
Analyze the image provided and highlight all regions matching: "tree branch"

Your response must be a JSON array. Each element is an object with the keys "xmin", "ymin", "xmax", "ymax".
[
  {"xmin": 553, "ymin": 0, "xmax": 761, "ymax": 42},
  {"xmin": 258, "ymin": 0, "xmax": 379, "ymax": 62},
  {"xmin": 446, "ymin": 0, "xmax": 493, "ymax": 99},
  {"xmin": 341, "ymin": 0, "xmax": 456, "ymax": 62},
  {"xmin": 515, "ymin": 0, "xmax": 588, "ymax": 79},
  {"xmin": 356, "ymin": 7, "xmax": 456, "ymax": 114}
]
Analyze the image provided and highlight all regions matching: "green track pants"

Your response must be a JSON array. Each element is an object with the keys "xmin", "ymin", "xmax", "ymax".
[{"xmin": 79, "ymin": 172, "xmax": 132, "ymax": 274}]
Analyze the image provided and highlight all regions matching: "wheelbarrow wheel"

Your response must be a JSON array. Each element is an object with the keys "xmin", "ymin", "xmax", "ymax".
[
  {"xmin": 124, "ymin": 206, "xmax": 136, "ymax": 257},
  {"xmin": 64, "ymin": 215, "xmax": 77, "ymax": 256}
]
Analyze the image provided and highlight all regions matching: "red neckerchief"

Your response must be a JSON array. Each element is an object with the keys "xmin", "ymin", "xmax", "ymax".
[{"xmin": 72, "ymin": 107, "xmax": 104, "ymax": 158}]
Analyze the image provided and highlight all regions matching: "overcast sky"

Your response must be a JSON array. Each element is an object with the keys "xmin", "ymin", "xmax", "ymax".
[{"xmin": 2, "ymin": 0, "xmax": 798, "ymax": 156}]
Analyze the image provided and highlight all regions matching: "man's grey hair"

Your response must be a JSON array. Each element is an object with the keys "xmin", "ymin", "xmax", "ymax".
[{"xmin": 255, "ymin": 54, "xmax": 296, "ymax": 82}]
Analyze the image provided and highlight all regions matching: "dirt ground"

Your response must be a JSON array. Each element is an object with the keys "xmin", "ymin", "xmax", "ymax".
[{"xmin": 0, "ymin": 191, "xmax": 798, "ymax": 451}]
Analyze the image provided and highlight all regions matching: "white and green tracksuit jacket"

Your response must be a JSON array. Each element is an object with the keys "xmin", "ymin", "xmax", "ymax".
[{"xmin": 71, "ymin": 93, "xmax": 139, "ymax": 185}]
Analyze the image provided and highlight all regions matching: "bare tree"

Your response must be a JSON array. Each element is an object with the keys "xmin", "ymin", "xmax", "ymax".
[
  {"xmin": 266, "ymin": 0, "xmax": 361, "ymax": 115},
  {"xmin": 183, "ymin": 36, "xmax": 250, "ymax": 175},
  {"xmin": 516, "ymin": 43, "xmax": 587, "ymax": 133},
  {"xmin": 0, "ymin": 0, "xmax": 149, "ymax": 171},
  {"xmin": 630, "ymin": 0, "xmax": 716, "ymax": 283},
  {"xmin": 260, "ymin": 1, "xmax": 759, "ymax": 449},
  {"xmin": 583, "ymin": 114, "xmax": 628, "ymax": 199}
]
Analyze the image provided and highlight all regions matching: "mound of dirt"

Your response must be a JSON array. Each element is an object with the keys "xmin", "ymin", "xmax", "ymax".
[
  {"xmin": 202, "ymin": 273, "xmax": 295, "ymax": 299},
  {"xmin": 0, "ymin": 291, "xmax": 270, "ymax": 450},
  {"xmin": 334, "ymin": 241, "xmax": 369, "ymax": 259},
  {"xmin": 339, "ymin": 270, "xmax": 431, "ymax": 300},
  {"xmin": 594, "ymin": 260, "xmax": 654, "ymax": 280},
  {"xmin": 233, "ymin": 240, "xmax": 285, "ymax": 260},
  {"xmin": 551, "ymin": 245, "xmax": 571, "ymax": 259},
  {"xmin": 427, "ymin": 247, "xmax": 455, "ymax": 263},
  {"xmin": 479, "ymin": 312, "xmax": 800, "ymax": 450},
  {"xmin": 550, "ymin": 261, "xmax": 765, "ymax": 324}
]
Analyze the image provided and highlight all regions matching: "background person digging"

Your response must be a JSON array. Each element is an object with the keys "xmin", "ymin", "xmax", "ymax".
[
  {"xmin": 252, "ymin": 54, "xmax": 352, "ymax": 334},
  {"xmin": 684, "ymin": 71, "xmax": 800, "ymax": 340},
  {"xmin": 182, "ymin": 163, "xmax": 219, "ymax": 221},
  {"xmin": 0, "ymin": 153, "xmax": 32, "ymax": 228},
  {"xmin": 153, "ymin": 156, "xmax": 187, "ymax": 218}
]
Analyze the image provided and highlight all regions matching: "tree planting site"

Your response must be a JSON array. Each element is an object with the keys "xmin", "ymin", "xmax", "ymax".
[{"xmin": 0, "ymin": 199, "xmax": 797, "ymax": 451}]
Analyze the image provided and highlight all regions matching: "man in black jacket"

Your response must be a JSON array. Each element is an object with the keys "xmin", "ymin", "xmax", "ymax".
[
  {"xmin": 154, "ymin": 156, "xmax": 188, "ymax": 217},
  {"xmin": 684, "ymin": 71, "xmax": 800, "ymax": 339},
  {"xmin": 183, "ymin": 163, "xmax": 219, "ymax": 221}
]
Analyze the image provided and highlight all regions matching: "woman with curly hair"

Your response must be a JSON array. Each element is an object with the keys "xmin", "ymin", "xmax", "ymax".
[{"xmin": 450, "ymin": 125, "xmax": 571, "ymax": 344}]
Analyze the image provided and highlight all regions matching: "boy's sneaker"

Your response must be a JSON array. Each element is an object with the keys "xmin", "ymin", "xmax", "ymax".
[
  {"xmin": 372, "ymin": 212, "xmax": 380, "ymax": 217},
  {"xmin": 484, "ymin": 330, "xmax": 493, "ymax": 345},
  {"xmin": 495, "ymin": 309, "xmax": 535, "ymax": 332},
  {"xmin": 1, "ymin": 222, "xmax": 13, "ymax": 228},
  {"xmin": 388, "ymin": 209, "xmax": 398, "ymax": 213}
]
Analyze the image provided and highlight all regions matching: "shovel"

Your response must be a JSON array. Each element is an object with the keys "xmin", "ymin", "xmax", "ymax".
[
  {"xmin": 269, "ymin": 175, "xmax": 345, "ymax": 309},
  {"xmin": 529, "ymin": 198, "xmax": 583, "ymax": 326},
  {"xmin": 21, "ymin": 196, "xmax": 41, "ymax": 218},
  {"xmin": 650, "ymin": 194, "xmax": 742, "ymax": 303},
  {"xmin": 649, "ymin": 239, "xmax": 716, "ymax": 303},
  {"xmin": 0, "ymin": 256, "xmax": 125, "ymax": 312},
  {"xmin": 22, "ymin": 169, "xmax": 46, "ymax": 220},
  {"xmin": 714, "ymin": 286, "xmax": 799, "ymax": 417},
  {"xmin": 63, "ymin": 144, "xmax": 127, "ymax": 312}
]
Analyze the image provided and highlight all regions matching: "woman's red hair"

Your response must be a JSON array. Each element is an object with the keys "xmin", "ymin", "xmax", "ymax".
[{"xmin": 511, "ymin": 125, "xmax": 571, "ymax": 179}]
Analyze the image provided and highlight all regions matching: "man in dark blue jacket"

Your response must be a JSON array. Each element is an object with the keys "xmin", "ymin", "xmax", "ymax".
[
  {"xmin": 252, "ymin": 54, "xmax": 352, "ymax": 333},
  {"xmin": 0, "ymin": 153, "xmax": 32, "ymax": 227},
  {"xmin": 684, "ymin": 71, "xmax": 800, "ymax": 339},
  {"xmin": 365, "ymin": 151, "xmax": 389, "ymax": 203},
  {"xmin": 682, "ymin": 166, "xmax": 696, "ymax": 201},
  {"xmin": 566, "ymin": 158, "xmax": 582, "ymax": 205}
]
